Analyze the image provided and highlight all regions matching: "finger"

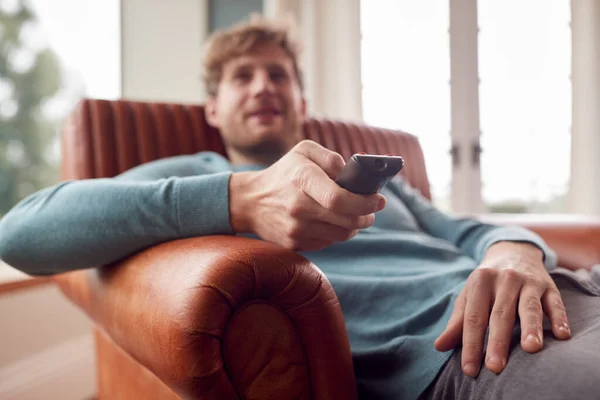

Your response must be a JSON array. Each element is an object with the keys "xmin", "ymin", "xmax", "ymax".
[
  {"xmin": 291, "ymin": 238, "xmax": 334, "ymax": 252},
  {"xmin": 298, "ymin": 193, "xmax": 377, "ymax": 231},
  {"xmin": 296, "ymin": 165, "xmax": 384, "ymax": 216},
  {"xmin": 485, "ymin": 269, "xmax": 522, "ymax": 374},
  {"xmin": 518, "ymin": 284, "xmax": 545, "ymax": 353},
  {"xmin": 461, "ymin": 268, "xmax": 495, "ymax": 377},
  {"xmin": 293, "ymin": 140, "xmax": 346, "ymax": 179},
  {"xmin": 541, "ymin": 286, "xmax": 571, "ymax": 340},
  {"xmin": 292, "ymin": 142, "xmax": 386, "ymax": 215},
  {"xmin": 435, "ymin": 288, "xmax": 467, "ymax": 352},
  {"xmin": 321, "ymin": 210, "xmax": 376, "ymax": 231},
  {"xmin": 301, "ymin": 220, "xmax": 358, "ymax": 243},
  {"xmin": 347, "ymin": 229, "xmax": 360, "ymax": 240},
  {"xmin": 306, "ymin": 174, "xmax": 384, "ymax": 216}
]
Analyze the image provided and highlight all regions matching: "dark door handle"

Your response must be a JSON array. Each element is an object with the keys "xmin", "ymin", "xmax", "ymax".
[
  {"xmin": 450, "ymin": 143, "xmax": 460, "ymax": 167},
  {"xmin": 472, "ymin": 140, "xmax": 482, "ymax": 167}
]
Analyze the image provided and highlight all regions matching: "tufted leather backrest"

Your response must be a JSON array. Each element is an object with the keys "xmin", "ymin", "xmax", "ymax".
[{"xmin": 61, "ymin": 99, "xmax": 432, "ymax": 199}]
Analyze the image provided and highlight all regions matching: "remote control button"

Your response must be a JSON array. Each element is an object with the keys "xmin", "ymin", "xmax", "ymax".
[{"xmin": 374, "ymin": 158, "xmax": 387, "ymax": 170}]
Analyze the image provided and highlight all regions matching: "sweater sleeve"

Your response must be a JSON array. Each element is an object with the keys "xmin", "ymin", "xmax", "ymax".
[
  {"xmin": 387, "ymin": 178, "xmax": 557, "ymax": 271},
  {"xmin": 0, "ymin": 153, "xmax": 235, "ymax": 276}
]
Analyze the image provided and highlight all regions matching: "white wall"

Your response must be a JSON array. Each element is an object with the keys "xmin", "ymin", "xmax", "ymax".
[
  {"xmin": 568, "ymin": 0, "xmax": 600, "ymax": 214},
  {"xmin": 120, "ymin": 0, "xmax": 209, "ymax": 103},
  {"xmin": 264, "ymin": 0, "xmax": 364, "ymax": 121},
  {"xmin": 120, "ymin": 0, "xmax": 364, "ymax": 121}
]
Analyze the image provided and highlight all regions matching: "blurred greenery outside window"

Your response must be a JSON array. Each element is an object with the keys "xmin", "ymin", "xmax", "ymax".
[{"xmin": 0, "ymin": 0, "xmax": 119, "ymax": 218}]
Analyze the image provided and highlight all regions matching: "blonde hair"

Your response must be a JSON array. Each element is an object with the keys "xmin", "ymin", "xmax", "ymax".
[{"xmin": 202, "ymin": 14, "xmax": 304, "ymax": 97}]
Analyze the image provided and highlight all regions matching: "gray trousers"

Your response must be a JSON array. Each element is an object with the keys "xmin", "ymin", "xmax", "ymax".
[{"xmin": 420, "ymin": 271, "xmax": 600, "ymax": 400}]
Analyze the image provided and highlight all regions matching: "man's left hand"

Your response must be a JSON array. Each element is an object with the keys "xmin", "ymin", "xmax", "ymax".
[{"xmin": 434, "ymin": 241, "xmax": 571, "ymax": 377}]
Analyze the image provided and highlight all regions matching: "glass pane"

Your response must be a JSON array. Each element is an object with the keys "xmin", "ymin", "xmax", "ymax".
[
  {"xmin": 360, "ymin": 0, "xmax": 451, "ymax": 210},
  {"xmin": 478, "ymin": 0, "xmax": 571, "ymax": 213},
  {"xmin": 209, "ymin": 0, "xmax": 263, "ymax": 33},
  {"xmin": 0, "ymin": 0, "xmax": 120, "ymax": 217}
]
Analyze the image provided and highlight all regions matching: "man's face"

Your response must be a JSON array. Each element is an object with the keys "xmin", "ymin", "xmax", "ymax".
[{"xmin": 205, "ymin": 44, "xmax": 307, "ymax": 163}]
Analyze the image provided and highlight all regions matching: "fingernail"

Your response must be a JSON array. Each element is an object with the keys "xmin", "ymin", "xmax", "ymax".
[
  {"xmin": 558, "ymin": 323, "xmax": 571, "ymax": 335},
  {"xmin": 463, "ymin": 363, "xmax": 478, "ymax": 377},
  {"xmin": 377, "ymin": 198, "xmax": 386, "ymax": 211},
  {"xmin": 486, "ymin": 355, "xmax": 506, "ymax": 370},
  {"xmin": 526, "ymin": 334, "xmax": 541, "ymax": 346}
]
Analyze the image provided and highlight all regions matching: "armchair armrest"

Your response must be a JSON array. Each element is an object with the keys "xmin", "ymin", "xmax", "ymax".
[
  {"xmin": 475, "ymin": 214, "xmax": 600, "ymax": 271},
  {"xmin": 54, "ymin": 236, "xmax": 357, "ymax": 400}
]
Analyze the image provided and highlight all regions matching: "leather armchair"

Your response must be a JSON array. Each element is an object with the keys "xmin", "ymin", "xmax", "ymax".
[{"xmin": 54, "ymin": 99, "xmax": 600, "ymax": 399}]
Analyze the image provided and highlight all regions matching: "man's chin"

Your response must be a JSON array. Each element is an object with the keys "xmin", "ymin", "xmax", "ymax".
[
  {"xmin": 233, "ymin": 132, "xmax": 296, "ymax": 161},
  {"xmin": 247, "ymin": 124, "xmax": 290, "ymax": 143}
]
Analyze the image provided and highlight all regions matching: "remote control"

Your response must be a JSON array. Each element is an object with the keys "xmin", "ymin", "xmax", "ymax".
[{"xmin": 335, "ymin": 153, "xmax": 405, "ymax": 194}]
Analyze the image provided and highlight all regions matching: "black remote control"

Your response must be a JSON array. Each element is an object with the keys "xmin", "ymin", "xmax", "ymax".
[{"xmin": 335, "ymin": 153, "xmax": 405, "ymax": 194}]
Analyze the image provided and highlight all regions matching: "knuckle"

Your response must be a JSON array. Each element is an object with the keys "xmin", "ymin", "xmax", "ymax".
[
  {"xmin": 470, "ymin": 268, "xmax": 496, "ymax": 286},
  {"xmin": 524, "ymin": 273, "xmax": 543, "ymax": 287},
  {"xmin": 286, "ymin": 238, "xmax": 302, "ymax": 250},
  {"xmin": 323, "ymin": 189, "xmax": 343, "ymax": 210},
  {"xmin": 295, "ymin": 139, "xmax": 313, "ymax": 152},
  {"xmin": 465, "ymin": 312, "xmax": 487, "ymax": 329},
  {"xmin": 551, "ymin": 296, "xmax": 566, "ymax": 312},
  {"xmin": 324, "ymin": 152, "xmax": 345, "ymax": 174},
  {"xmin": 287, "ymin": 201, "xmax": 304, "ymax": 218},
  {"xmin": 357, "ymin": 214, "xmax": 374, "ymax": 229},
  {"xmin": 523, "ymin": 295, "xmax": 542, "ymax": 312},
  {"xmin": 491, "ymin": 304, "xmax": 514, "ymax": 321},
  {"xmin": 499, "ymin": 268, "xmax": 522, "ymax": 285},
  {"xmin": 286, "ymin": 221, "xmax": 304, "ymax": 238},
  {"xmin": 344, "ymin": 214, "xmax": 360, "ymax": 228},
  {"xmin": 282, "ymin": 238, "xmax": 298, "ymax": 250},
  {"xmin": 290, "ymin": 165, "xmax": 308, "ymax": 187},
  {"xmin": 365, "ymin": 214, "xmax": 376, "ymax": 227}
]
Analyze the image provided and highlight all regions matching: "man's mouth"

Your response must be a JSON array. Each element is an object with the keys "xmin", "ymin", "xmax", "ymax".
[{"xmin": 249, "ymin": 108, "xmax": 282, "ymax": 117}]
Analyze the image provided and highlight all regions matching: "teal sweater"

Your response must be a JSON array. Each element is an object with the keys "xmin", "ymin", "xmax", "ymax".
[{"xmin": 0, "ymin": 152, "xmax": 556, "ymax": 400}]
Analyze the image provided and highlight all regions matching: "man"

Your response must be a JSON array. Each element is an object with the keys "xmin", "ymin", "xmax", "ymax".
[{"xmin": 0, "ymin": 16, "xmax": 598, "ymax": 400}]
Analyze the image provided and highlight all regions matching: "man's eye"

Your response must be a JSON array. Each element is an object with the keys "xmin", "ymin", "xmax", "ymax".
[
  {"xmin": 235, "ymin": 73, "xmax": 251, "ymax": 81},
  {"xmin": 270, "ymin": 71, "xmax": 287, "ymax": 82}
]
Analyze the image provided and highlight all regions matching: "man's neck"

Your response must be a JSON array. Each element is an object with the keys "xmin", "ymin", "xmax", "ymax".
[
  {"xmin": 227, "ymin": 149, "xmax": 281, "ymax": 167},
  {"xmin": 226, "ymin": 140, "xmax": 298, "ymax": 166}
]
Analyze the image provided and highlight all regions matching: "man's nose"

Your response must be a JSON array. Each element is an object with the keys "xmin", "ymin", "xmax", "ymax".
[{"xmin": 251, "ymin": 72, "xmax": 276, "ymax": 95}]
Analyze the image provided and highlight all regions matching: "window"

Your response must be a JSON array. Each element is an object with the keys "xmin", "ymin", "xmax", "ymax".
[
  {"xmin": 361, "ymin": 0, "xmax": 572, "ymax": 213},
  {"xmin": 0, "ymin": 0, "xmax": 120, "ymax": 278},
  {"xmin": 0, "ymin": 0, "xmax": 120, "ymax": 217},
  {"xmin": 478, "ymin": 0, "xmax": 571, "ymax": 213},
  {"xmin": 360, "ymin": 0, "xmax": 452, "ymax": 210}
]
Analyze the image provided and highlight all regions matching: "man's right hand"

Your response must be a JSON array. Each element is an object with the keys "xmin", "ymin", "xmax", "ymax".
[{"xmin": 229, "ymin": 140, "xmax": 386, "ymax": 251}]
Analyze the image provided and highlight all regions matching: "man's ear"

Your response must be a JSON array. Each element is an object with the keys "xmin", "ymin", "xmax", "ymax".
[{"xmin": 205, "ymin": 96, "xmax": 220, "ymax": 128}]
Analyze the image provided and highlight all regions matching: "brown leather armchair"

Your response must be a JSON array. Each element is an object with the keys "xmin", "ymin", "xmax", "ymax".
[{"xmin": 54, "ymin": 99, "xmax": 600, "ymax": 400}]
